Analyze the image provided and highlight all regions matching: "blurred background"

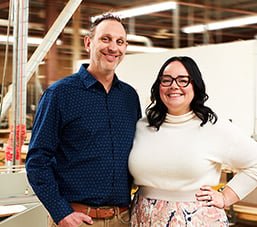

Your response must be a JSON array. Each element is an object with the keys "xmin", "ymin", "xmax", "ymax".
[
  {"xmin": 0, "ymin": 0, "xmax": 256, "ymax": 129},
  {"xmin": 0, "ymin": 0, "xmax": 257, "ymax": 87},
  {"xmin": 0, "ymin": 1, "xmax": 257, "ymax": 226}
]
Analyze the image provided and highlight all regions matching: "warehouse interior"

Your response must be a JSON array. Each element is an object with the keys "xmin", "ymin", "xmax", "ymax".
[{"xmin": 0, "ymin": 0, "xmax": 257, "ymax": 226}]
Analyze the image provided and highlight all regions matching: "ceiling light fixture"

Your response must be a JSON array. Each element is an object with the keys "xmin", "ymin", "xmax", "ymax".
[
  {"xmin": 0, "ymin": 35, "xmax": 62, "ymax": 45},
  {"xmin": 182, "ymin": 15, "xmax": 257, "ymax": 33},
  {"xmin": 91, "ymin": 1, "xmax": 177, "ymax": 21},
  {"xmin": 127, "ymin": 45, "xmax": 170, "ymax": 53}
]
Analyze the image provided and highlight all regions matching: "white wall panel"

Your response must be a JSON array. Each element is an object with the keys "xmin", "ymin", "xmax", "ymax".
[{"xmin": 117, "ymin": 40, "xmax": 257, "ymax": 137}]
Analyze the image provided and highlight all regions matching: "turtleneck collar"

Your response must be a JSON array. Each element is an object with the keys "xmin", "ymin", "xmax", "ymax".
[{"xmin": 164, "ymin": 111, "xmax": 196, "ymax": 124}]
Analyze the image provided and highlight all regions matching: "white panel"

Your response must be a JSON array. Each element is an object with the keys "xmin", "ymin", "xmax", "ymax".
[{"xmin": 117, "ymin": 40, "xmax": 257, "ymax": 137}]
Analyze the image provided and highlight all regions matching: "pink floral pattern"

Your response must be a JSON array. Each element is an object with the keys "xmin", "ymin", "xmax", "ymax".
[{"xmin": 130, "ymin": 193, "xmax": 228, "ymax": 226}]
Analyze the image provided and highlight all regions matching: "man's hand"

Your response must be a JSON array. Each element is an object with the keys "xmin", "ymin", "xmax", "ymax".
[{"xmin": 58, "ymin": 212, "xmax": 93, "ymax": 227}]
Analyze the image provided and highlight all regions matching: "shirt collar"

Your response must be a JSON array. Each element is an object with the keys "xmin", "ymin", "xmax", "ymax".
[{"xmin": 79, "ymin": 64, "xmax": 121, "ymax": 89}]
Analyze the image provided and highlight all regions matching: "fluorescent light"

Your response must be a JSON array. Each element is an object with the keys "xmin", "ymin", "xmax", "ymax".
[
  {"xmin": 0, "ymin": 35, "xmax": 42, "ymax": 44},
  {"xmin": 182, "ymin": 15, "xmax": 257, "ymax": 33},
  {"xmin": 127, "ymin": 45, "xmax": 170, "ymax": 53},
  {"xmin": 91, "ymin": 1, "xmax": 177, "ymax": 21},
  {"xmin": 0, "ymin": 35, "xmax": 62, "ymax": 45}
]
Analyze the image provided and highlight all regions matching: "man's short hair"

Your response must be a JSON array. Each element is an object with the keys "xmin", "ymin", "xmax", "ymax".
[{"xmin": 89, "ymin": 12, "xmax": 127, "ymax": 38}]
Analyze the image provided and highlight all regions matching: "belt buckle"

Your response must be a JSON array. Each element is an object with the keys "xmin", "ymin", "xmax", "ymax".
[{"xmin": 100, "ymin": 207, "xmax": 116, "ymax": 219}]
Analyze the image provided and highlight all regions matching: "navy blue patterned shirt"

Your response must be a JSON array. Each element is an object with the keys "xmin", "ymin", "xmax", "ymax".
[{"xmin": 26, "ymin": 64, "xmax": 141, "ymax": 223}]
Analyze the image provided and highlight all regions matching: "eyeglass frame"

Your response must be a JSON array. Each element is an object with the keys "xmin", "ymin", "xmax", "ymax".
[{"xmin": 159, "ymin": 75, "xmax": 192, "ymax": 88}]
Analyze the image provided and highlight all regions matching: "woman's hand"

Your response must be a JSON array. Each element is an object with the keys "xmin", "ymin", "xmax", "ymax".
[{"xmin": 195, "ymin": 185, "xmax": 225, "ymax": 208}]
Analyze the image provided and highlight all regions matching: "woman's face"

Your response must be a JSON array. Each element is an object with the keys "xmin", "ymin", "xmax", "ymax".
[{"xmin": 159, "ymin": 61, "xmax": 194, "ymax": 115}]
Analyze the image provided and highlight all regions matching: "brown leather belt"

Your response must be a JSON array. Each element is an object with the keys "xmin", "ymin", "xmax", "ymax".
[{"xmin": 70, "ymin": 203, "xmax": 129, "ymax": 219}]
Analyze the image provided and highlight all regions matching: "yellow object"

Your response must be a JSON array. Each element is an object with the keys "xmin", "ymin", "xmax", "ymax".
[
  {"xmin": 212, "ymin": 183, "xmax": 226, "ymax": 191},
  {"xmin": 131, "ymin": 185, "xmax": 139, "ymax": 195}
]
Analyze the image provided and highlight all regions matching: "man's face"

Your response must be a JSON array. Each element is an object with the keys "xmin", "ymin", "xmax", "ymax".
[{"xmin": 85, "ymin": 19, "xmax": 128, "ymax": 74}]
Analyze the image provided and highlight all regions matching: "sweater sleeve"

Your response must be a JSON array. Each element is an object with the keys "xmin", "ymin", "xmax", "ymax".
[
  {"xmin": 224, "ymin": 122, "xmax": 257, "ymax": 200},
  {"xmin": 227, "ymin": 171, "xmax": 257, "ymax": 200}
]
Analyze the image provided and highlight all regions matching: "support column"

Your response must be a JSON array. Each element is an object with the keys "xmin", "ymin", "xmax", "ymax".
[
  {"xmin": 6, "ymin": 0, "xmax": 28, "ymax": 166},
  {"xmin": 215, "ymin": 0, "xmax": 222, "ymax": 43},
  {"xmin": 253, "ymin": 38, "xmax": 257, "ymax": 140},
  {"xmin": 203, "ymin": 0, "xmax": 210, "ymax": 44},
  {"xmin": 173, "ymin": 3, "xmax": 179, "ymax": 49},
  {"xmin": 45, "ymin": 0, "xmax": 58, "ymax": 88},
  {"xmin": 72, "ymin": 6, "xmax": 81, "ymax": 73},
  {"xmin": 0, "ymin": 0, "xmax": 83, "ymax": 121},
  {"xmin": 187, "ymin": 4, "xmax": 194, "ymax": 47}
]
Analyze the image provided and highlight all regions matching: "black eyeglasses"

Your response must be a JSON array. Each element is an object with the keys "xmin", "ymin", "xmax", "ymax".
[{"xmin": 160, "ymin": 75, "xmax": 191, "ymax": 87}]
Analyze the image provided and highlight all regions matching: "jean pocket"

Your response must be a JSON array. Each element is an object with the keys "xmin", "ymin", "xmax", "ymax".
[{"xmin": 78, "ymin": 221, "xmax": 90, "ymax": 227}]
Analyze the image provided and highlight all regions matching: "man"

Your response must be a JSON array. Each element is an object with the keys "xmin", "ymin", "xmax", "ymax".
[{"xmin": 25, "ymin": 13, "xmax": 141, "ymax": 227}]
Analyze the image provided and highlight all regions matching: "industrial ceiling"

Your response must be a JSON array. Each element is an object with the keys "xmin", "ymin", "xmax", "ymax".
[
  {"xmin": 0, "ymin": 0, "xmax": 256, "ymax": 120},
  {"xmin": 0, "ymin": 0, "xmax": 257, "ymax": 56}
]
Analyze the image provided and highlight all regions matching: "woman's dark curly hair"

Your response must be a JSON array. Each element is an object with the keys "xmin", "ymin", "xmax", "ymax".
[{"xmin": 146, "ymin": 56, "xmax": 217, "ymax": 130}]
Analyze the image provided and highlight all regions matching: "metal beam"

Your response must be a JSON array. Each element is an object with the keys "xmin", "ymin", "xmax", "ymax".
[{"xmin": 0, "ymin": 0, "xmax": 83, "ymax": 120}]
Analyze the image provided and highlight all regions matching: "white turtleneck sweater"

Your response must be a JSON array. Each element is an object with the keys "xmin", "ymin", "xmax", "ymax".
[{"xmin": 128, "ymin": 111, "xmax": 257, "ymax": 201}]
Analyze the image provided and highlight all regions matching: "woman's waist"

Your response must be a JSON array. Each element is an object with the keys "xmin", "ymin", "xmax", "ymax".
[{"xmin": 138, "ymin": 186, "xmax": 198, "ymax": 202}]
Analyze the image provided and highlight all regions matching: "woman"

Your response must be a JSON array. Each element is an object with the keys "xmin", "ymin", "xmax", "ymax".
[{"xmin": 128, "ymin": 56, "xmax": 257, "ymax": 226}]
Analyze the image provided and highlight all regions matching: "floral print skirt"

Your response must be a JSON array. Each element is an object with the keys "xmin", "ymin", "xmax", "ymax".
[{"xmin": 130, "ymin": 193, "xmax": 229, "ymax": 227}]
